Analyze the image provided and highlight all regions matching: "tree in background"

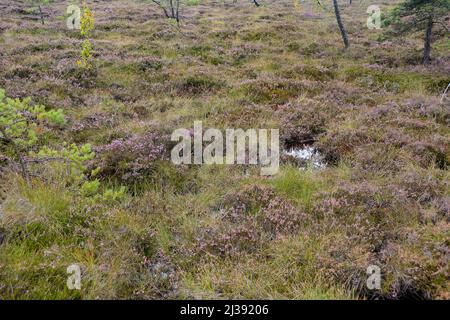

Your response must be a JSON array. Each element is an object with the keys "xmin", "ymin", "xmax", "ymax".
[
  {"xmin": 312, "ymin": 0, "xmax": 350, "ymax": 48},
  {"xmin": 230, "ymin": 0, "xmax": 261, "ymax": 6},
  {"xmin": 332, "ymin": 0, "xmax": 350, "ymax": 48},
  {"xmin": 27, "ymin": 0, "xmax": 52, "ymax": 25},
  {"xmin": 387, "ymin": 0, "xmax": 450, "ymax": 65},
  {"xmin": 151, "ymin": 0, "xmax": 181, "ymax": 22}
]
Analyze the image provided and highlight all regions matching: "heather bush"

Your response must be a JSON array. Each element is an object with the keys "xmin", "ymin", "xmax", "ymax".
[
  {"xmin": 316, "ymin": 127, "xmax": 373, "ymax": 164},
  {"xmin": 276, "ymin": 102, "xmax": 327, "ymax": 148},
  {"xmin": 238, "ymin": 77, "xmax": 314, "ymax": 105},
  {"xmin": 229, "ymin": 43, "xmax": 261, "ymax": 65},
  {"xmin": 298, "ymin": 65, "xmax": 336, "ymax": 82},
  {"xmin": 407, "ymin": 139, "xmax": 449, "ymax": 170},
  {"xmin": 309, "ymin": 178, "xmax": 450, "ymax": 299},
  {"xmin": 95, "ymin": 131, "xmax": 167, "ymax": 182},
  {"xmin": 69, "ymin": 112, "xmax": 114, "ymax": 141},
  {"xmin": 196, "ymin": 185, "xmax": 306, "ymax": 257},
  {"xmin": 398, "ymin": 166, "xmax": 447, "ymax": 207},
  {"xmin": 136, "ymin": 57, "xmax": 164, "ymax": 72},
  {"xmin": 379, "ymin": 221, "xmax": 449, "ymax": 299},
  {"xmin": 196, "ymin": 225, "xmax": 260, "ymax": 257},
  {"xmin": 215, "ymin": 104, "xmax": 271, "ymax": 129},
  {"xmin": 177, "ymin": 74, "xmax": 223, "ymax": 95},
  {"xmin": 347, "ymin": 144, "xmax": 408, "ymax": 176}
]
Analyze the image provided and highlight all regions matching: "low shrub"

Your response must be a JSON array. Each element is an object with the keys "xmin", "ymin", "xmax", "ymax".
[{"xmin": 95, "ymin": 131, "xmax": 167, "ymax": 182}]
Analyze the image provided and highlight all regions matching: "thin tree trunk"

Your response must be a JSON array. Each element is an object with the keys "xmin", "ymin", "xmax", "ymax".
[
  {"xmin": 423, "ymin": 16, "xmax": 433, "ymax": 65},
  {"xmin": 38, "ymin": 5, "xmax": 45, "ymax": 25},
  {"xmin": 333, "ymin": 0, "xmax": 349, "ymax": 49},
  {"xmin": 151, "ymin": 0, "xmax": 170, "ymax": 19},
  {"xmin": 170, "ymin": 0, "xmax": 175, "ymax": 19},
  {"xmin": 18, "ymin": 156, "xmax": 30, "ymax": 184}
]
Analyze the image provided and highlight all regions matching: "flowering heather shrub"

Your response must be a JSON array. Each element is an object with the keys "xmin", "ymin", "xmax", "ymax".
[
  {"xmin": 4, "ymin": 66, "xmax": 39, "ymax": 80},
  {"xmin": 239, "ymin": 77, "xmax": 316, "ymax": 105},
  {"xmin": 334, "ymin": 101, "xmax": 450, "ymax": 172},
  {"xmin": 309, "ymin": 174, "xmax": 449, "ymax": 299},
  {"xmin": 229, "ymin": 43, "xmax": 261, "ymax": 64},
  {"xmin": 407, "ymin": 139, "xmax": 449, "ymax": 170},
  {"xmin": 299, "ymin": 41, "xmax": 322, "ymax": 58},
  {"xmin": 221, "ymin": 185, "xmax": 306, "ymax": 235},
  {"xmin": 311, "ymin": 183, "xmax": 424, "ymax": 298},
  {"xmin": 313, "ymin": 182, "xmax": 419, "ymax": 247},
  {"xmin": 296, "ymin": 65, "xmax": 336, "ymax": 82},
  {"xmin": 214, "ymin": 104, "xmax": 271, "ymax": 129},
  {"xmin": 95, "ymin": 131, "xmax": 167, "ymax": 182},
  {"xmin": 197, "ymin": 185, "xmax": 305, "ymax": 257},
  {"xmin": 221, "ymin": 185, "xmax": 276, "ymax": 218},
  {"xmin": 414, "ymin": 99, "xmax": 450, "ymax": 126},
  {"xmin": 55, "ymin": 57, "xmax": 80, "ymax": 77},
  {"xmin": 316, "ymin": 127, "xmax": 373, "ymax": 164},
  {"xmin": 142, "ymin": 250, "xmax": 178, "ymax": 299},
  {"xmin": 317, "ymin": 219, "xmax": 449, "ymax": 299},
  {"xmin": 371, "ymin": 129, "xmax": 447, "ymax": 171},
  {"xmin": 136, "ymin": 57, "xmax": 164, "ymax": 72},
  {"xmin": 276, "ymin": 102, "xmax": 327, "ymax": 148},
  {"xmin": 336, "ymin": 181, "xmax": 412, "ymax": 214},
  {"xmin": 379, "ymin": 223, "xmax": 449, "ymax": 300},
  {"xmin": 196, "ymin": 226, "xmax": 260, "ymax": 257},
  {"xmin": 398, "ymin": 167, "xmax": 447, "ymax": 206},
  {"xmin": 177, "ymin": 74, "xmax": 223, "ymax": 95},
  {"xmin": 262, "ymin": 196, "xmax": 306, "ymax": 236},
  {"xmin": 70, "ymin": 113, "xmax": 113, "ymax": 136},
  {"xmin": 345, "ymin": 145, "xmax": 408, "ymax": 177}
]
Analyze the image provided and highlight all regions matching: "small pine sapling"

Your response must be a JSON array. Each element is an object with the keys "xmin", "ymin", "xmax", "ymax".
[{"xmin": 0, "ymin": 88, "xmax": 64, "ymax": 182}]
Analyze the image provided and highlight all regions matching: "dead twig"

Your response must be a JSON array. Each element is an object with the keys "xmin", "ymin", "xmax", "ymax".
[{"xmin": 440, "ymin": 83, "xmax": 450, "ymax": 103}]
